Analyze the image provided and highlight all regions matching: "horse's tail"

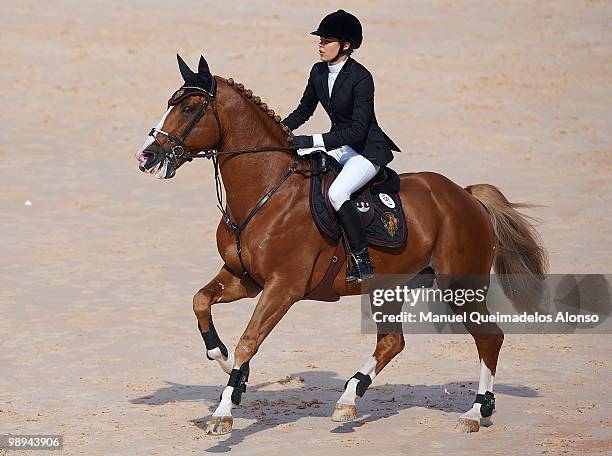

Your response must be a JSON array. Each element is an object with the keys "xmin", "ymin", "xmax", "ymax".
[{"xmin": 464, "ymin": 183, "xmax": 549, "ymax": 312}]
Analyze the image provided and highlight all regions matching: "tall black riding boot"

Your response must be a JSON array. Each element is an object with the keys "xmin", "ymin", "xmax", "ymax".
[{"xmin": 336, "ymin": 201, "xmax": 374, "ymax": 283}]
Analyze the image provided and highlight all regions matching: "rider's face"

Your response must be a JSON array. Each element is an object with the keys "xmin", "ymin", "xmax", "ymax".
[{"xmin": 318, "ymin": 37, "xmax": 349, "ymax": 63}]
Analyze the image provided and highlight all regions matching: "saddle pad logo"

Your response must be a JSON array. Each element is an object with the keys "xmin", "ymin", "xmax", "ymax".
[
  {"xmin": 382, "ymin": 211, "xmax": 399, "ymax": 237},
  {"xmin": 356, "ymin": 202, "xmax": 370, "ymax": 213},
  {"xmin": 379, "ymin": 193, "xmax": 395, "ymax": 209}
]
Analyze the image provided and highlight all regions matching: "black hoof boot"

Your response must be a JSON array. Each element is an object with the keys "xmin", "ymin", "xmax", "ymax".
[
  {"xmin": 346, "ymin": 247, "xmax": 374, "ymax": 283},
  {"xmin": 226, "ymin": 362, "xmax": 250, "ymax": 405},
  {"xmin": 199, "ymin": 318, "xmax": 228, "ymax": 361},
  {"xmin": 475, "ymin": 391, "xmax": 495, "ymax": 417}
]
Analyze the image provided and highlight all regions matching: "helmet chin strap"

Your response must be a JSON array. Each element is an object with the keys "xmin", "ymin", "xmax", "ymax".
[{"xmin": 329, "ymin": 39, "xmax": 349, "ymax": 64}]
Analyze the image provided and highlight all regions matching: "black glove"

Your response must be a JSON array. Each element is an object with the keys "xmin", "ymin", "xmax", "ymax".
[{"xmin": 290, "ymin": 135, "xmax": 314, "ymax": 149}]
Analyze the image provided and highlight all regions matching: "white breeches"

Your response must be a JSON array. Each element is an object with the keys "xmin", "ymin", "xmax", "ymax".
[{"xmin": 326, "ymin": 145, "xmax": 380, "ymax": 211}]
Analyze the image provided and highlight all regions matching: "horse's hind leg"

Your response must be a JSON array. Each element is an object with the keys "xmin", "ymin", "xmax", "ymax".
[
  {"xmin": 437, "ymin": 273, "xmax": 504, "ymax": 433},
  {"xmin": 454, "ymin": 325, "xmax": 503, "ymax": 433},
  {"xmin": 193, "ymin": 265, "xmax": 260, "ymax": 374},
  {"xmin": 332, "ymin": 297, "xmax": 405, "ymax": 422}
]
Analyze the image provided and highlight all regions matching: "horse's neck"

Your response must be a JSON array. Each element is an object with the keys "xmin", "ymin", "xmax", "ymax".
[{"xmin": 216, "ymin": 81, "xmax": 294, "ymax": 223}]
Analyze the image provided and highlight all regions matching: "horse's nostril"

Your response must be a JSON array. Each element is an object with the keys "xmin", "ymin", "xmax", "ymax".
[{"xmin": 141, "ymin": 151, "xmax": 157, "ymax": 167}]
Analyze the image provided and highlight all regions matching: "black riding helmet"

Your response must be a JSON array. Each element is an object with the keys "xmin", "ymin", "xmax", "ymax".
[{"xmin": 311, "ymin": 9, "xmax": 363, "ymax": 60}]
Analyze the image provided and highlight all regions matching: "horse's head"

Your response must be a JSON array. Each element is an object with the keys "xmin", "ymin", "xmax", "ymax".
[{"xmin": 135, "ymin": 54, "xmax": 221, "ymax": 179}]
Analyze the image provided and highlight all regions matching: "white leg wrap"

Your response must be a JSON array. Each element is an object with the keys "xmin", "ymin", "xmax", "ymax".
[
  {"xmin": 206, "ymin": 347, "xmax": 235, "ymax": 374},
  {"xmin": 338, "ymin": 356, "xmax": 377, "ymax": 405},
  {"xmin": 477, "ymin": 359, "xmax": 495, "ymax": 394},
  {"xmin": 460, "ymin": 359, "xmax": 495, "ymax": 421},
  {"xmin": 213, "ymin": 386, "xmax": 235, "ymax": 417},
  {"xmin": 462, "ymin": 403, "xmax": 483, "ymax": 421}
]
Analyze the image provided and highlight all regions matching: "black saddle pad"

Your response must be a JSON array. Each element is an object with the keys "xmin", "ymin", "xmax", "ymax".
[{"xmin": 305, "ymin": 151, "xmax": 407, "ymax": 249}]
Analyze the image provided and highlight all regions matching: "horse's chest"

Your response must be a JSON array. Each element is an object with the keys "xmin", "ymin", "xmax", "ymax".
[{"xmin": 216, "ymin": 222, "xmax": 242, "ymax": 272}]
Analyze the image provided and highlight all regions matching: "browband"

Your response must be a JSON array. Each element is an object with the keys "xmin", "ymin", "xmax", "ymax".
[{"xmin": 168, "ymin": 78, "xmax": 217, "ymax": 106}]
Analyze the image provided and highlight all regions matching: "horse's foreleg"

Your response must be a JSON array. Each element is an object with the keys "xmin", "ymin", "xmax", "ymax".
[
  {"xmin": 193, "ymin": 265, "xmax": 260, "ymax": 374},
  {"xmin": 206, "ymin": 280, "xmax": 302, "ymax": 435},
  {"xmin": 332, "ymin": 299, "xmax": 405, "ymax": 422}
]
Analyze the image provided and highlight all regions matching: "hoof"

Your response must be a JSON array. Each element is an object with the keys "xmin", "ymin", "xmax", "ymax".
[
  {"xmin": 331, "ymin": 403, "xmax": 357, "ymax": 422},
  {"xmin": 205, "ymin": 416, "xmax": 233, "ymax": 435},
  {"xmin": 454, "ymin": 417, "xmax": 480, "ymax": 433}
]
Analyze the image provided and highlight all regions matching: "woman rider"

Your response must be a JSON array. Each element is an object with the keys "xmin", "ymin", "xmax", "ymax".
[{"xmin": 282, "ymin": 9, "xmax": 401, "ymax": 283}]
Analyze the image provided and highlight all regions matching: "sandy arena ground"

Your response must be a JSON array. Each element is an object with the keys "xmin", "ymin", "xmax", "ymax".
[{"xmin": 1, "ymin": 1, "xmax": 611, "ymax": 454}]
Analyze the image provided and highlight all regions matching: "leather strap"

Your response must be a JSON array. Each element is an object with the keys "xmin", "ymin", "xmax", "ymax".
[{"xmin": 303, "ymin": 241, "xmax": 346, "ymax": 302}]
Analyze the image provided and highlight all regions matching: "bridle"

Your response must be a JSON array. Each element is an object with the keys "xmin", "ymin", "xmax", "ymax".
[
  {"xmin": 146, "ymin": 76, "xmax": 329, "ymax": 288},
  {"xmin": 147, "ymin": 78, "xmax": 220, "ymax": 169},
  {"xmin": 148, "ymin": 77, "xmax": 296, "ymax": 167}
]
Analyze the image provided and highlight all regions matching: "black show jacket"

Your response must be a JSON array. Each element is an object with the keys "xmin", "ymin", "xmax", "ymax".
[{"xmin": 283, "ymin": 57, "xmax": 400, "ymax": 168}]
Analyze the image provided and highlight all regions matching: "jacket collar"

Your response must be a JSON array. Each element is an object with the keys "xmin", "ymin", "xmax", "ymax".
[{"xmin": 320, "ymin": 57, "xmax": 354, "ymax": 104}]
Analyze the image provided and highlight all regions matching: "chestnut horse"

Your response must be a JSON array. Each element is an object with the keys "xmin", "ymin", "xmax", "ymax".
[{"xmin": 135, "ymin": 55, "xmax": 547, "ymax": 435}]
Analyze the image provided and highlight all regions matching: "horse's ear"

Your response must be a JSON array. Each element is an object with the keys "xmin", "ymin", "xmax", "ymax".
[
  {"xmin": 198, "ymin": 54, "xmax": 213, "ymax": 87},
  {"xmin": 198, "ymin": 55, "xmax": 211, "ymax": 78},
  {"xmin": 177, "ymin": 54, "xmax": 195, "ymax": 82}
]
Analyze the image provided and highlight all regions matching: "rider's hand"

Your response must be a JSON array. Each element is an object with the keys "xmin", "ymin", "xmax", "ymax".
[{"xmin": 290, "ymin": 135, "xmax": 314, "ymax": 149}]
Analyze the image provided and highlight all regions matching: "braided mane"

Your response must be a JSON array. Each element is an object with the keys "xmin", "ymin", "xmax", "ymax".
[{"xmin": 224, "ymin": 77, "xmax": 293, "ymax": 137}]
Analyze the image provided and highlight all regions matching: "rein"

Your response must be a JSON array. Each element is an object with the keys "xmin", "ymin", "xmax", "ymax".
[{"xmin": 148, "ymin": 79, "xmax": 329, "ymax": 287}]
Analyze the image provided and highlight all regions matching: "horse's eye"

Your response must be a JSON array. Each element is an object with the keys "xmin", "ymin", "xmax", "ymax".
[{"xmin": 182, "ymin": 106, "xmax": 193, "ymax": 115}]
